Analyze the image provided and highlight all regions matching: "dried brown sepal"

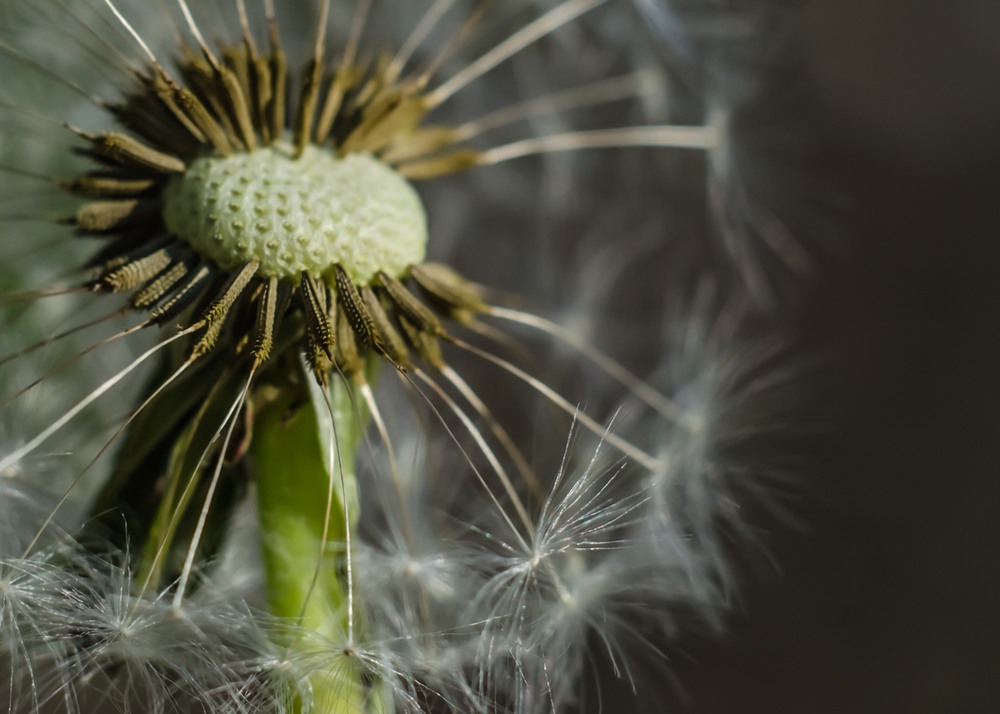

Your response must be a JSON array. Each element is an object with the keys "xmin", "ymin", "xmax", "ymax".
[
  {"xmin": 91, "ymin": 236, "xmax": 155, "ymax": 277},
  {"xmin": 294, "ymin": 58, "xmax": 325, "ymax": 158},
  {"xmin": 217, "ymin": 64, "xmax": 257, "ymax": 152},
  {"xmin": 361, "ymin": 286, "xmax": 411, "ymax": 368},
  {"xmin": 348, "ymin": 58, "xmax": 388, "ymax": 113},
  {"xmin": 300, "ymin": 272, "xmax": 336, "ymax": 361},
  {"xmin": 398, "ymin": 313, "xmax": 445, "ymax": 369},
  {"xmin": 180, "ymin": 59, "xmax": 238, "ymax": 155},
  {"xmin": 150, "ymin": 264, "xmax": 214, "ymax": 325},
  {"xmin": 251, "ymin": 276, "xmax": 283, "ymax": 369},
  {"xmin": 267, "ymin": 49, "xmax": 288, "ymax": 143},
  {"xmin": 192, "ymin": 261, "xmax": 260, "ymax": 357},
  {"xmin": 411, "ymin": 263, "xmax": 488, "ymax": 314},
  {"xmin": 73, "ymin": 200, "xmax": 142, "ymax": 233},
  {"xmin": 308, "ymin": 350, "xmax": 334, "ymax": 387},
  {"xmin": 224, "ymin": 44, "xmax": 251, "ymax": 89},
  {"xmin": 397, "ymin": 149, "xmax": 481, "ymax": 179},
  {"xmin": 79, "ymin": 131, "xmax": 186, "ymax": 174},
  {"xmin": 334, "ymin": 264, "xmax": 382, "ymax": 353},
  {"xmin": 251, "ymin": 56, "xmax": 274, "ymax": 143},
  {"xmin": 142, "ymin": 69, "xmax": 208, "ymax": 145},
  {"xmin": 112, "ymin": 89, "xmax": 201, "ymax": 159},
  {"xmin": 377, "ymin": 271, "xmax": 444, "ymax": 336},
  {"xmin": 334, "ymin": 306, "xmax": 364, "ymax": 377},
  {"xmin": 131, "ymin": 259, "xmax": 191, "ymax": 308},
  {"xmin": 341, "ymin": 94, "xmax": 428, "ymax": 156},
  {"xmin": 172, "ymin": 82, "xmax": 233, "ymax": 157},
  {"xmin": 98, "ymin": 246, "xmax": 174, "ymax": 293},
  {"xmin": 380, "ymin": 126, "xmax": 459, "ymax": 165},
  {"xmin": 87, "ymin": 228, "xmax": 165, "ymax": 270},
  {"xmin": 315, "ymin": 65, "xmax": 362, "ymax": 144},
  {"xmin": 62, "ymin": 176, "xmax": 157, "ymax": 199}
]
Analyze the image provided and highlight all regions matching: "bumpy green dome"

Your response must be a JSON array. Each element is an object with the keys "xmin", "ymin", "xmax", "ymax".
[{"xmin": 163, "ymin": 143, "xmax": 428, "ymax": 283}]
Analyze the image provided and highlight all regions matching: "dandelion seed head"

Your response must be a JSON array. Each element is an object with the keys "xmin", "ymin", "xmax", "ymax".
[{"xmin": 0, "ymin": 0, "xmax": 789, "ymax": 711}]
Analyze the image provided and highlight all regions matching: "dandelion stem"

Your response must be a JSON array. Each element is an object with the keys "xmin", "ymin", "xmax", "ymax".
[{"xmin": 252, "ymin": 364, "xmax": 372, "ymax": 713}]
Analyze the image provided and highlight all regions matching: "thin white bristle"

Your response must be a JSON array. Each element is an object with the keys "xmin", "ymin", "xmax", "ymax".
[
  {"xmin": 479, "ymin": 125, "xmax": 721, "ymax": 165},
  {"xmin": 102, "ymin": 0, "xmax": 159, "ymax": 66},
  {"xmin": 173, "ymin": 368, "xmax": 255, "ymax": 608},
  {"xmin": 176, "ymin": 0, "xmax": 220, "ymax": 67},
  {"xmin": 427, "ymin": 0, "xmax": 610, "ymax": 107},
  {"xmin": 0, "ymin": 326, "xmax": 196, "ymax": 477}
]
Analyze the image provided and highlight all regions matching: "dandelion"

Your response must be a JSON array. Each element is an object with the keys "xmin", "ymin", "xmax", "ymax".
[{"xmin": 0, "ymin": 1, "xmax": 795, "ymax": 712}]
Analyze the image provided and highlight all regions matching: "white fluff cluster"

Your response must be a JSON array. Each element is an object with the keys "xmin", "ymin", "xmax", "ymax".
[{"xmin": 0, "ymin": 410, "xmax": 746, "ymax": 713}]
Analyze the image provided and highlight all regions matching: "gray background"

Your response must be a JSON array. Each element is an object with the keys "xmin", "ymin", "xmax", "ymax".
[{"xmin": 655, "ymin": 1, "xmax": 1000, "ymax": 712}]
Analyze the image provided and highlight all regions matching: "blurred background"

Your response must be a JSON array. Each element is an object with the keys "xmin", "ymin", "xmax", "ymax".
[{"xmin": 655, "ymin": 1, "xmax": 1000, "ymax": 712}]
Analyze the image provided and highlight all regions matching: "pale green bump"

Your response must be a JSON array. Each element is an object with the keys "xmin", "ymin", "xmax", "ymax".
[{"xmin": 163, "ymin": 143, "xmax": 428, "ymax": 283}]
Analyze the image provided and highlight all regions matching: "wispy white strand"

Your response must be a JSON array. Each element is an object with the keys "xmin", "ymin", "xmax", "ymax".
[
  {"xmin": 427, "ymin": 0, "xmax": 610, "ymax": 107},
  {"xmin": 0, "ymin": 327, "xmax": 197, "ymax": 477}
]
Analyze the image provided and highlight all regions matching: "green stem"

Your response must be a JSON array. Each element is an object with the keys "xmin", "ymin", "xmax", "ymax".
[{"xmin": 252, "ymin": 368, "xmax": 375, "ymax": 713}]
